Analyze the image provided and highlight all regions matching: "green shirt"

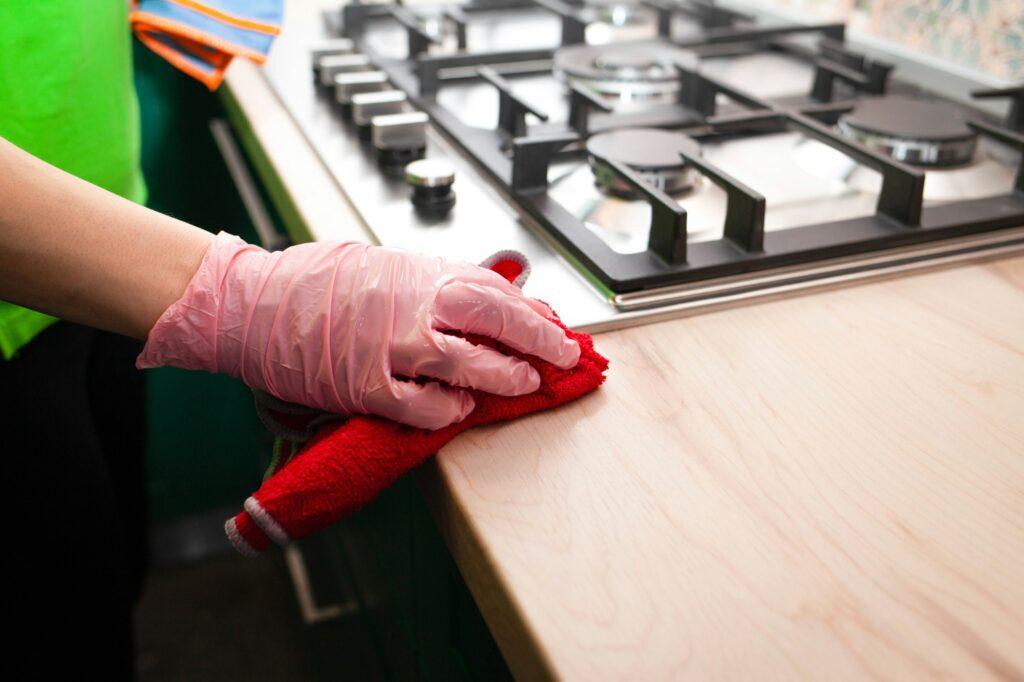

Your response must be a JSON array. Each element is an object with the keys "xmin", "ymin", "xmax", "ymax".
[{"xmin": 0, "ymin": 1, "xmax": 147, "ymax": 359}]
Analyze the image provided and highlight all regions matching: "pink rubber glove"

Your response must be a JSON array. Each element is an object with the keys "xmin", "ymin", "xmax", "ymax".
[{"xmin": 137, "ymin": 233, "xmax": 580, "ymax": 429}]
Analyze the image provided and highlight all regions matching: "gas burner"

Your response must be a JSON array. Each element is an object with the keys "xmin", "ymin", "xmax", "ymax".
[
  {"xmin": 838, "ymin": 96, "xmax": 978, "ymax": 167},
  {"xmin": 586, "ymin": 128, "xmax": 701, "ymax": 198},
  {"xmin": 296, "ymin": 5, "xmax": 1024, "ymax": 318},
  {"xmin": 554, "ymin": 40, "xmax": 696, "ymax": 108}
]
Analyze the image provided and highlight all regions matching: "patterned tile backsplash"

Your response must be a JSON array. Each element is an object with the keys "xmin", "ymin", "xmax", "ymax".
[{"xmin": 744, "ymin": 0, "xmax": 1022, "ymax": 80}]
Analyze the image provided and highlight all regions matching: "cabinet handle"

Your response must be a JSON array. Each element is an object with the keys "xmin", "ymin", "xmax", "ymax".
[
  {"xmin": 283, "ymin": 545, "xmax": 359, "ymax": 625},
  {"xmin": 209, "ymin": 118, "xmax": 289, "ymax": 251}
]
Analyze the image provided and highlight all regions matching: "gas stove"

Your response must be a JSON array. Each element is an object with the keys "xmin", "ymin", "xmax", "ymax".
[{"xmin": 261, "ymin": 0, "xmax": 1024, "ymax": 330}]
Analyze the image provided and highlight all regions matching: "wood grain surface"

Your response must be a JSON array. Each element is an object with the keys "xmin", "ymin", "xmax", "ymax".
[
  {"xmin": 223, "ymin": 17, "xmax": 1024, "ymax": 678},
  {"xmin": 424, "ymin": 256, "xmax": 1024, "ymax": 680}
]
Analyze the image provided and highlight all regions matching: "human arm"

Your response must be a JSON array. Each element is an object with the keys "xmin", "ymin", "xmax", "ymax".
[
  {"xmin": 0, "ymin": 136, "xmax": 213, "ymax": 339},
  {"xmin": 0, "ymin": 137, "xmax": 580, "ymax": 429}
]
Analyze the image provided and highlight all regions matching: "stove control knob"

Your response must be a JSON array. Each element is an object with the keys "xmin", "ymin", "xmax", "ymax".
[
  {"xmin": 352, "ymin": 90, "xmax": 408, "ymax": 139},
  {"xmin": 405, "ymin": 159, "xmax": 456, "ymax": 217},
  {"xmin": 371, "ymin": 111, "xmax": 428, "ymax": 171},
  {"xmin": 334, "ymin": 71, "xmax": 390, "ymax": 117},
  {"xmin": 311, "ymin": 38, "xmax": 355, "ymax": 78},
  {"xmin": 317, "ymin": 53, "xmax": 372, "ymax": 87}
]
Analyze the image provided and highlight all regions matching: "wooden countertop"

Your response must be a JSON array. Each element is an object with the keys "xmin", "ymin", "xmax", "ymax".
[{"xmin": 223, "ymin": 40, "xmax": 1024, "ymax": 680}]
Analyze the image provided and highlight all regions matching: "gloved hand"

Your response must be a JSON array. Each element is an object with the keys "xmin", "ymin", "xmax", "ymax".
[{"xmin": 137, "ymin": 232, "xmax": 580, "ymax": 429}]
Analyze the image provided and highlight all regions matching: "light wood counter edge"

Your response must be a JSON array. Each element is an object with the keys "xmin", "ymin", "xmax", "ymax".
[{"xmin": 419, "ymin": 463, "xmax": 559, "ymax": 681}]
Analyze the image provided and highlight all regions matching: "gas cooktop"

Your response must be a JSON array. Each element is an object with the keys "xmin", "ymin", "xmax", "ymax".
[{"xmin": 260, "ymin": 0, "xmax": 1024, "ymax": 330}]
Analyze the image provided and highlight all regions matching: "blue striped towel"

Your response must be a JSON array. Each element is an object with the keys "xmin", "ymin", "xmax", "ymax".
[{"xmin": 131, "ymin": 0, "xmax": 284, "ymax": 89}]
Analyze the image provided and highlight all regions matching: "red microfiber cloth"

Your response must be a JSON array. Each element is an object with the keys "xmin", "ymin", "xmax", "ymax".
[{"xmin": 225, "ymin": 252, "xmax": 608, "ymax": 556}]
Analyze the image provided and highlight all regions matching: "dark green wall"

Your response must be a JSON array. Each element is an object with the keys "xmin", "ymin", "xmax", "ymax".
[{"xmin": 134, "ymin": 41, "xmax": 265, "ymax": 523}]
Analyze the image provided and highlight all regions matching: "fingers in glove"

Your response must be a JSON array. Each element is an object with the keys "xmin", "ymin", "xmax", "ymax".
[
  {"xmin": 433, "ymin": 282, "xmax": 581, "ymax": 369},
  {"xmin": 364, "ymin": 377, "xmax": 475, "ymax": 430},
  {"xmin": 465, "ymin": 266, "xmax": 553, "ymax": 317},
  {"xmin": 415, "ymin": 333, "xmax": 541, "ymax": 396}
]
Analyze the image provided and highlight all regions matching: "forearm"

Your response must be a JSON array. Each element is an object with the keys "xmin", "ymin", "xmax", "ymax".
[{"xmin": 0, "ymin": 137, "xmax": 213, "ymax": 338}]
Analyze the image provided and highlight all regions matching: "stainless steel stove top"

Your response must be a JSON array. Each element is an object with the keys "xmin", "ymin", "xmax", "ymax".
[{"xmin": 259, "ymin": 0, "xmax": 1024, "ymax": 331}]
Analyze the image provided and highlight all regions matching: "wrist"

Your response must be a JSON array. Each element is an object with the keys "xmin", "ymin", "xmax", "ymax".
[
  {"xmin": 133, "ymin": 225, "xmax": 215, "ymax": 338},
  {"xmin": 136, "ymin": 231, "xmax": 269, "ymax": 374}
]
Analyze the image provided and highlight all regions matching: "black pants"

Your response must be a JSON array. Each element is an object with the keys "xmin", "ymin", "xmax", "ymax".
[{"xmin": 3, "ymin": 322, "xmax": 147, "ymax": 679}]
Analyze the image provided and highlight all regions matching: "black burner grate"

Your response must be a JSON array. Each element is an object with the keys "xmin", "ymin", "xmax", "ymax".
[{"xmin": 328, "ymin": 0, "xmax": 1024, "ymax": 293}]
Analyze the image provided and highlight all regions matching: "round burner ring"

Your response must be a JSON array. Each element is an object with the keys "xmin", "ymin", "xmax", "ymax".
[
  {"xmin": 586, "ymin": 128, "xmax": 701, "ymax": 198},
  {"xmin": 554, "ymin": 41, "xmax": 696, "ymax": 107},
  {"xmin": 592, "ymin": 53, "xmax": 668, "ymax": 78},
  {"xmin": 838, "ymin": 96, "xmax": 978, "ymax": 167}
]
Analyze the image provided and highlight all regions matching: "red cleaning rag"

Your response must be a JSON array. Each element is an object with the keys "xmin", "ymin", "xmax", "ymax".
[{"xmin": 225, "ymin": 252, "xmax": 608, "ymax": 556}]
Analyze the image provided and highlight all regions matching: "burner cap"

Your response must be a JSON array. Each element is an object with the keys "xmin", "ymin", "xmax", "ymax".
[
  {"xmin": 584, "ymin": 0, "xmax": 653, "ymax": 27},
  {"xmin": 586, "ymin": 128, "xmax": 700, "ymax": 197},
  {"xmin": 586, "ymin": 128, "xmax": 700, "ymax": 169},
  {"xmin": 554, "ymin": 40, "xmax": 696, "ymax": 106},
  {"xmin": 585, "ymin": 0, "xmax": 643, "ymax": 8},
  {"xmin": 838, "ymin": 96, "xmax": 978, "ymax": 167},
  {"xmin": 592, "ymin": 53, "xmax": 667, "ymax": 78}
]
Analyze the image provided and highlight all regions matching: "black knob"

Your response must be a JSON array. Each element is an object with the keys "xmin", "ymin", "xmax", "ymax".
[
  {"xmin": 352, "ymin": 90, "xmax": 408, "ymax": 140},
  {"xmin": 405, "ymin": 159, "xmax": 456, "ymax": 217},
  {"xmin": 310, "ymin": 38, "xmax": 355, "ymax": 80},
  {"xmin": 372, "ymin": 111, "xmax": 428, "ymax": 173},
  {"xmin": 317, "ymin": 53, "xmax": 372, "ymax": 87},
  {"xmin": 334, "ymin": 71, "xmax": 389, "ymax": 119}
]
